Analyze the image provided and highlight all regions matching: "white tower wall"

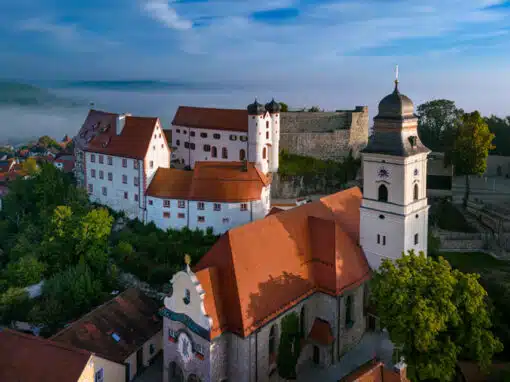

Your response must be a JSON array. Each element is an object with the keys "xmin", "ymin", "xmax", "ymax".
[
  {"xmin": 248, "ymin": 113, "xmax": 268, "ymax": 174},
  {"xmin": 269, "ymin": 112, "xmax": 280, "ymax": 172}
]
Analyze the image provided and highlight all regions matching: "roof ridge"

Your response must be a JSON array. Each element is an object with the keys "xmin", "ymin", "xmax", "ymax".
[{"xmin": 178, "ymin": 105, "xmax": 245, "ymax": 113}]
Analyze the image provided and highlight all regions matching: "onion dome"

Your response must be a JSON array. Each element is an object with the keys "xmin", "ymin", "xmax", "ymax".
[
  {"xmin": 375, "ymin": 80, "xmax": 415, "ymax": 119},
  {"xmin": 265, "ymin": 98, "xmax": 281, "ymax": 114},
  {"xmin": 247, "ymin": 99, "xmax": 266, "ymax": 115}
]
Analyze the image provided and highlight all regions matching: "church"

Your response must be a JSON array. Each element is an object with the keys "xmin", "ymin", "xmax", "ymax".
[{"xmin": 161, "ymin": 78, "xmax": 431, "ymax": 381}]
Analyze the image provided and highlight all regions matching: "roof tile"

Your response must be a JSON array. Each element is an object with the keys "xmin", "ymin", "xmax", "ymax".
[{"xmin": 172, "ymin": 106, "xmax": 249, "ymax": 132}]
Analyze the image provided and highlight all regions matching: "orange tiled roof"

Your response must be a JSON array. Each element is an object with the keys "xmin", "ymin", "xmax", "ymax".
[
  {"xmin": 86, "ymin": 116, "xmax": 164, "ymax": 160},
  {"xmin": 267, "ymin": 206, "xmax": 284, "ymax": 216},
  {"xmin": 147, "ymin": 161, "xmax": 269, "ymax": 202},
  {"xmin": 0, "ymin": 328, "xmax": 91, "ymax": 382},
  {"xmin": 172, "ymin": 106, "xmax": 249, "ymax": 132},
  {"xmin": 308, "ymin": 318, "xmax": 334, "ymax": 345},
  {"xmin": 193, "ymin": 187, "xmax": 371, "ymax": 339},
  {"xmin": 75, "ymin": 109, "xmax": 120, "ymax": 151},
  {"xmin": 339, "ymin": 359, "xmax": 408, "ymax": 382}
]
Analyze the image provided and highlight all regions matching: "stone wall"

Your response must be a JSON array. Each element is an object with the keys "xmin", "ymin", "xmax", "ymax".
[
  {"xmin": 279, "ymin": 107, "xmax": 369, "ymax": 161},
  {"xmin": 270, "ymin": 173, "xmax": 358, "ymax": 199}
]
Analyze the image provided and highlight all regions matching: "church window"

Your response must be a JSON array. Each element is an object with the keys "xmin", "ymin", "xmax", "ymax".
[
  {"xmin": 263, "ymin": 147, "xmax": 267, "ymax": 159},
  {"xmin": 345, "ymin": 295, "xmax": 354, "ymax": 328},
  {"xmin": 239, "ymin": 149, "xmax": 246, "ymax": 161},
  {"xmin": 300, "ymin": 306, "xmax": 306, "ymax": 338},
  {"xmin": 184, "ymin": 289, "xmax": 191, "ymax": 305},
  {"xmin": 414, "ymin": 234, "xmax": 419, "ymax": 245},
  {"xmin": 414, "ymin": 183, "xmax": 419, "ymax": 201},
  {"xmin": 269, "ymin": 325, "xmax": 277, "ymax": 356},
  {"xmin": 222, "ymin": 147, "xmax": 228, "ymax": 159},
  {"xmin": 383, "ymin": 236, "xmax": 386, "ymax": 245},
  {"xmin": 213, "ymin": 133, "xmax": 221, "ymax": 139},
  {"xmin": 378, "ymin": 184, "xmax": 388, "ymax": 202},
  {"xmin": 211, "ymin": 146, "xmax": 218, "ymax": 158},
  {"xmin": 203, "ymin": 144, "xmax": 211, "ymax": 152},
  {"xmin": 377, "ymin": 234, "xmax": 380, "ymax": 244}
]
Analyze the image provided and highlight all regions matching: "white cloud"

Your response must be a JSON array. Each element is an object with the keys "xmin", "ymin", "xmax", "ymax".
[{"xmin": 144, "ymin": 0, "xmax": 193, "ymax": 30}]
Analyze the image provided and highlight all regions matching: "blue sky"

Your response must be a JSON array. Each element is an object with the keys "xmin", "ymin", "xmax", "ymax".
[{"xmin": 1, "ymin": 0, "xmax": 510, "ymax": 115}]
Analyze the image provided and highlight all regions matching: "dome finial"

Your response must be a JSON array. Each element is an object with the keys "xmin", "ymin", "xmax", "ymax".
[{"xmin": 394, "ymin": 64, "xmax": 399, "ymax": 92}]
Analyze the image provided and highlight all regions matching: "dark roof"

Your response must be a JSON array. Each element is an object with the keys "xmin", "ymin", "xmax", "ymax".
[
  {"xmin": 362, "ymin": 129, "xmax": 430, "ymax": 157},
  {"xmin": 247, "ymin": 99, "xmax": 266, "ymax": 115},
  {"xmin": 75, "ymin": 109, "xmax": 120, "ymax": 151},
  {"xmin": 265, "ymin": 98, "xmax": 281, "ymax": 114},
  {"xmin": 50, "ymin": 288, "xmax": 162, "ymax": 364},
  {"xmin": 375, "ymin": 81, "xmax": 414, "ymax": 119},
  {"xmin": 0, "ymin": 328, "xmax": 91, "ymax": 382}
]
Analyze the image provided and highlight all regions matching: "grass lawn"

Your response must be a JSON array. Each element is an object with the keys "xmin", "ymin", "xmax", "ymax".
[{"xmin": 437, "ymin": 251, "xmax": 510, "ymax": 274}]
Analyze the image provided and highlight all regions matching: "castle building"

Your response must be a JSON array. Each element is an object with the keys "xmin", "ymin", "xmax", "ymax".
[{"xmin": 161, "ymin": 79, "xmax": 429, "ymax": 382}]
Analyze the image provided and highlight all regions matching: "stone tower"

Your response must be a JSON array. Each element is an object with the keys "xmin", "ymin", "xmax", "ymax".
[{"xmin": 359, "ymin": 77, "xmax": 431, "ymax": 269}]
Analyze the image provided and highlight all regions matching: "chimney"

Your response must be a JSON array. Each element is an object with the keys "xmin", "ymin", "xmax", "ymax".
[
  {"xmin": 116, "ymin": 113, "xmax": 131, "ymax": 136},
  {"xmin": 393, "ymin": 357, "xmax": 407, "ymax": 381}
]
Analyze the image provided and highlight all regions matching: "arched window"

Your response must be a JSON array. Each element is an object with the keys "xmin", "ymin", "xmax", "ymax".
[
  {"xmin": 269, "ymin": 325, "xmax": 277, "ymax": 356},
  {"xmin": 222, "ymin": 147, "xmax": 228, "ymax": 159},
  {"xmin": 413, "ymin": 183, "xmax": 419, "ymax": 201},
  {"xmin": 211, "ymin": 146, "xmax": 217, "ymax": 158},
  {"xmin": 378, "ymin": 184, "xmax": 388, "ymax": 202},
  {"xmin": 262, "ymin": 147, "xmax": 267, "ymax": 159},
  {"xmin": 169, "ymin": 362, "xmax": 184, "ymax": 382},
  {"xmin": 239, "ymin": 149, "xmax": 246, "ymax": 161},
  {"xmin": 300, "ymin": 306, "xmax": 306, "ymax": 338},
  {"xmin": 345, "ymin": 295, "xmax": 353, "ymax": 328}
]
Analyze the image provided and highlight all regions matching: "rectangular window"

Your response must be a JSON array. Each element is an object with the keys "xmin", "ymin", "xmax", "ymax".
[
  {"xmin": 163, "ymin": 200, "xmax": 170, "ymax": 208},
  {"xmin": 222, "ymin": 217, "xmax": 230, "ymax": 224},
  {"xmin": 176, "ymin": 139, "xmax": 180, "ymax": 146},
  {"xmin": 240, "ymin": 136, "xmax": 248, "ymax": 142},
  {"xmin": 150, "ymin": 161, "xmax": 154, "ymax": 169},
  {"xmin": 214, "ymin": 203, "xmax": 221, "ymax": 211},
  {"xmin": 240, "ymin": 203, "xmax": 248, "ymax": 211},
  {"xmin": 124, "ymin": 192, "xmax": 128, "ymax": 199},
  {"xmin": 178, "ymin": 200, "xmax": 185, "ymax": 208},
  {"xmin": 229, "ymin": 134, "xmax": 237, "ymax": 141},
  {"xmin": 91, "ymin": 154, "xmax": 96, "ymax": 163},
  {"xmin": 176, "ymin": 129, "xmax": 181, "ymax": 133},
  {"xmin": 107, "ymin": 156, "xmax": 113, "ymax": 165},
  {"xmin": 102, "ymin": 187, "xmax": 107, "ymax": 196},
  {"xmin": 190, "ymin": 143, "xmax": 195, "ymax": 150},
  {"xmin": 108, "ymin": 172, "xmax": 113, "ymax": 181},
  {"xmin": 203, "ymin": 144, "xmax": 211, "ymax": 152},
  {"xmin": 383, "ymin": 236, "xmax": 386, "ymax": 246},
  {"xmin": 184, "ymin": 142, "xmax": 190, "ymax": 149},
  {"xmin": 197, "ymin": 202, "xmax": 205, "ymax": 210},
  {"xmin": 199, "ymin": 132, "xmax": 207, "ymax": 138},
  {"xmin": 122, "ymin": 175, "xmax": 127, "ymax": 184},
  {"xmin": 134, "ymin": 194, "xmax": 139, "ymax": 202},
  {"xmin": 163, "ymin": 211, "xmax": 170, "ymax": 219},
  {"xmin": 134, "ymin": 177, "xmax": 139, "ymax": 186},
  {"xmin": 88, "ymin": 184, "xmax": 93, "ymax": 194},
  {"xmin": 134, "ymin": 160, "xmax": 139, "ymax": 169},
  {"xmin": 178, "ymin": 213, "xmax": 185, "ymax": 219},
  {"xmin": 153, "ymin": 145, "xmax": 155, "ymax": 151},
  {"xmin": 91, "ymin": 169, "xmax": 96, "ymax": 178},
  {"xmin": 99, "ymin": 170, "xmax": 104, "ymax": 180},
  {"xmin": 148, "ymin": 199, "xmax": 153, "ymax": 205},
  {"xmin": 414, "ymin": 233, "xmax": 419, "ymax": 245},
  {"xmin": 122, "ymin": 159, "xmax": 127, "ymax": 168},
  {"xmin": 190, "ymin": 131, "xmax": 195, "ymax": 137},
  {"xmin": 213, "ymin": 133, "xmax": 221, "ymax": 139},
  {"xmin": 266, "ymin": 131, "xmax": 269, "ymax": 139},
  {"xmin": 183, "ymin": 130, "xmax": 187, "ymax": 135},
  {"xmin": 198, "ymin": 216, "xmax": 205, "ymax": 223},
  {"xmin": 95, "ymin": 368, "xmax": 104, "ymax": 382},
  {"xmin": 99, "ymin": 155, "xmax": 104, "ymax": 164},
  {"xmin": 377, "ymin": 234, "xmax": 380, "ymax": 244}
]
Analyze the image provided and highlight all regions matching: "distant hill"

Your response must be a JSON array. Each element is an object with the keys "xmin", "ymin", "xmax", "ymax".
[{"xmin": 0, "ymin": 81, "xmax": 85, "ymax": 108}]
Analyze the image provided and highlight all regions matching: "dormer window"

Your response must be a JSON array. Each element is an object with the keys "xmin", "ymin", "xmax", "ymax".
[{"xmin": 183, "ymin": 289, "xmax": 190, "ymax": 305}]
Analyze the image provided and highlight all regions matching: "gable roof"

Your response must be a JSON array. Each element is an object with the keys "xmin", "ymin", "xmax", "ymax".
[
  {"xmin": 192, "ymin": 187, "xmax": 371, "ymax": 339},
  {"xmin": 50, "ymin": 288, "xmax": 162, "ymax": 364},
  {"xmin": 147, "ymin": 161, "xmax": 270, "ymax": 202},
  {"xmin": 339, "ymin": 359, "xmax": 408, "ymax": 382},
  {"xmin": 172, "ymin": 106, "xmax": 249, "ymax": 132},
  {"xmin": 86, "ymin": 116, "xmax": 163, "ymax": 160},
  {"xmin": 0, "ymin": 328, "xmax": 91, "ymax": 382}
]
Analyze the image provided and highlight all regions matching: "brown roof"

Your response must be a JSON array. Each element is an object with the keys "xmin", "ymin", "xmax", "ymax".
[
  {"xmin": 193, "ymin": 187, "xmax": 371, "ymax": 339},
  {"xmin": 172, "ymin": 106, "xmax": 249, "ymax": 132},
  {"xmin": 0, "ymin": 328, "xmax": 91, "ymax": 382},
  {"xmin": 86, "ymin": 116, "xmax": 165, "ymax": 160},
  {"xmin": 308, "ymin": 318, "xmax": 334, "ymax": 345},
  {"xmin": 75, "ymin": 109, "xmax": 120, "ymax": 151},
  {"xmin": 147, "ymin": 161, "xmax": 270, "ymax": 202},
  {"xmin": 340, "ymin": 359, "xmax": 408, "ymax": 382},
  {"xmin": 51, "ymin": 288, "xmax": 162, "ymax": 364}
]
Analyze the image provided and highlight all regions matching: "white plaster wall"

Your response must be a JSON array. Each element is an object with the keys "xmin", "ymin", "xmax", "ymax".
[
  {"xmin": 172, "ymin": 126, "xmax": 249, "ymax": 168},
  {"xmin": 88, "ymin": 355, "xmax": 125, "ymax": 382},
  {"xmin": 144, "ymin": 121, "xmax": 170, "ymax": 186},
  {"xmin": 146, "ymin": 198, "xmax": 189, "ymax": 231},
  {"xmin": 124, "ymin": 351, "xmax": 137, "ymax": 381}
]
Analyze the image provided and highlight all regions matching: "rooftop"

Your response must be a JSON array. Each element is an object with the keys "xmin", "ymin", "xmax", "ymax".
[{"xmin": 172, "ymin": 106, "xmax": 249, "ymax": 132}]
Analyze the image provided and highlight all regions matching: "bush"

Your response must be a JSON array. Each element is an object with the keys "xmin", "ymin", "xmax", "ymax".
[
  {"xmin": 277, "ymin": 312, "xmax": 301, "ymax": 379},
  {"xmin": 0, "ymin": 287, "xmax": 31, "ymax": 324}
]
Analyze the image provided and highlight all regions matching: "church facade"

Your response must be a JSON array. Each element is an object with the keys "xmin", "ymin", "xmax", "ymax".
[{"xmin": 160, "ymin": 79, "xmax": 430, "ymax": 382}]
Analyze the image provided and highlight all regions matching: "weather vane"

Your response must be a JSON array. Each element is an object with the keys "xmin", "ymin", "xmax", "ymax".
[{"xmin": 395, "ymin": 64, "xmax": 399, "ymax": 83}]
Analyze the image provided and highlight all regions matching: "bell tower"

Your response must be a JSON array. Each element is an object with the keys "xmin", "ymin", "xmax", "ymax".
[{"xmin": 359, "ymin": 70, "xmax": 431, "ymax": 269}]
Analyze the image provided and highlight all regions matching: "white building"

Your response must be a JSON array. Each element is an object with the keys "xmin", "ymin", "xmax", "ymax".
[
  {"xmin": 359, "ymin": 79, "xmax": 431, "ymax": 269},
  {"xmin": 83, "ymin": 116, "xmax": 170, "ymax": 220},
  {"xmin": 145, "ymin": 161, "xmax": 271, "ymax": 235},
  {"xmin": 170, "ymin": 99, "xmax": 281, "ymax": 174}
]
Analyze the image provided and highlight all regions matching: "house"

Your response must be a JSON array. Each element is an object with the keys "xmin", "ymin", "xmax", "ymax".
[
  {"xmin": 161, "ymin": 78, "xmax": 427, "ymax": 381},
  {"xmin": 0, "ymin": 328, "xmax": 94, "ymax": 382},
  {"xmin": 339, "ymin": 358, "xmax": 409, "ymax": 381},
  {"xmin": 53, "ymin": 153, "xmax": 75, "ymax": 173},
  {"xmin": 145, "ymin": 161, "xmax": 271, "ymax": 234},
  {"xmin": 50, "ymin": 288, "xmax": 163, "ymax": 382}
]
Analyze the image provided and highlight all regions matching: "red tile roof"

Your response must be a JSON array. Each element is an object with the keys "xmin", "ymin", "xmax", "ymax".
[
  {"xmin": 339, "ymin": 359, "xmax": 408, "ymax": 382},
  {"xmin": 0, "ymin": 328, "xmax": 91, "ymax": 382},
  {"xmin": 50, "ymin": 288, "xmax": 162, "ymax": 364},
  {"xmin": 86, "ymin": 116, "xmax": 165, "ymax": 160},
  {"xmin": 267, "ymin": 206, "xmax": 284, "ymax": 216},
  {"xmin": 193, "ymin": 187, "xmax": 371, "ymax": 339},
  {"xmin": 147, "ymin": 161, "xmax": 270, "ymax": 202},
  {"xmin": 75, "ymin": 109, "xmax": 120, "ymax": 151},
  {"xmin": 172, "ymin": 106, "xmax": 249, "ymax": 132},
  {"xmin": 308, "ymin": 318, "xmax": 334, "ymax": 345}
]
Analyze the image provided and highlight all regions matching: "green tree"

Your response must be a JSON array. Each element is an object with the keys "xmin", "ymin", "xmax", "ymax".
[
  {"xmin": 449, "ymin": 111, "xmax": 495, "ymax": 207},
  {"xmin": 416, "ymin": 99, "xmax": 464, "ymax": 154},
  {"xmin": 484, "ymin": 115, "xmax": 510, "ymax": 156},
  {"xmin": 21, "ymin": 158, "xmax": 38, "ymax": 175},
  {"xmin": 279, "ymin": 102, "xmax": 289, "ymax": 112},
  {"xmin": 371, "ymin": 251, "xmax": 503, "ymax": 381},
  {"xmin": 37, "ymin": 135, "xmax": 59, "ymax": 149},
  {"xmin": 277, "ymin": 312, "xmax": 301, "ymax": 379},
  {"xmin": 307, "ymin": 106, "xmax": 320, "ymax": 112},
  {"xmin": 0, "ymin": 287, "xmax": 31, "ymax": 324},
  {"xmin": 4, "ymin": 256, "xmax": 46, "ymax": 287}
]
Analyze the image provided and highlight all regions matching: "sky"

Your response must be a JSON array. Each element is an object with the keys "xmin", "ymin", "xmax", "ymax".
[{"xmin": 1, "ymin": 0, "xmax": 510, "ymax": 116}]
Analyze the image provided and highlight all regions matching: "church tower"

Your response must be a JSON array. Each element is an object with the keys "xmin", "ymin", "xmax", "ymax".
[{"xmin": 359, "ymin": 73, "xmax": 431, "ymax": 270}]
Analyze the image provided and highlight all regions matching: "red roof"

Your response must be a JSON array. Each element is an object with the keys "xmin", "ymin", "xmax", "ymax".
[
  {"xmin": 147, "ymin": 161, "xmax": 270, "ymax": 202},
  {"xmin": 339, "ymin": 359, "xmax": 408, "ymax": 382},
  {"xmin": 75, "ymin": 109, "xmax": 120, "ymax": 151},
  {"xmin": 172, "ymin": 106, "xmax": 249, "ymax": 132},
  {"xmin": 0, "ymin": 329, "xmax": 91, "ymax": 382},
  {"xmin": 193, "ymin": 187, "xmax": 371, "ymax": 339}
]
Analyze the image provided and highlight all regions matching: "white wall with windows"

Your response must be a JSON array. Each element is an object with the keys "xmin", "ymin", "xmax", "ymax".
[{"xmin": 145, "ymin": 121, "xmax": 171, "ymax": 185}]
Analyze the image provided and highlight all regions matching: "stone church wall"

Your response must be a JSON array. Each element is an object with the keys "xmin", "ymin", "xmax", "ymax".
[{"xmin": 279, "ymin": 107, "xmax": 369, "ymax": 161}]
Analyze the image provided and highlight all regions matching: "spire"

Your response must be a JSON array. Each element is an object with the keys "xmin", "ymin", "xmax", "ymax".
[{"xmin": 394, "ymin": 64, "xmax": 399, "ymax": 92}]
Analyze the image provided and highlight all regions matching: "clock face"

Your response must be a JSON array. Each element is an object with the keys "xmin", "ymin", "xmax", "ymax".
[
  {"xmin": 177, "ymin": 332, "xmax": 193, "ymax": 364},
  {"xmin": 378, "ymin": 167, "xmax": 389, "ymax": 179}
]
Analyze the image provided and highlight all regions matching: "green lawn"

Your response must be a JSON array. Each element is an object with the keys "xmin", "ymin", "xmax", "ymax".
[{"xmin": 437, "ymin": 251, "xmax": 509, "ymax": 273}]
